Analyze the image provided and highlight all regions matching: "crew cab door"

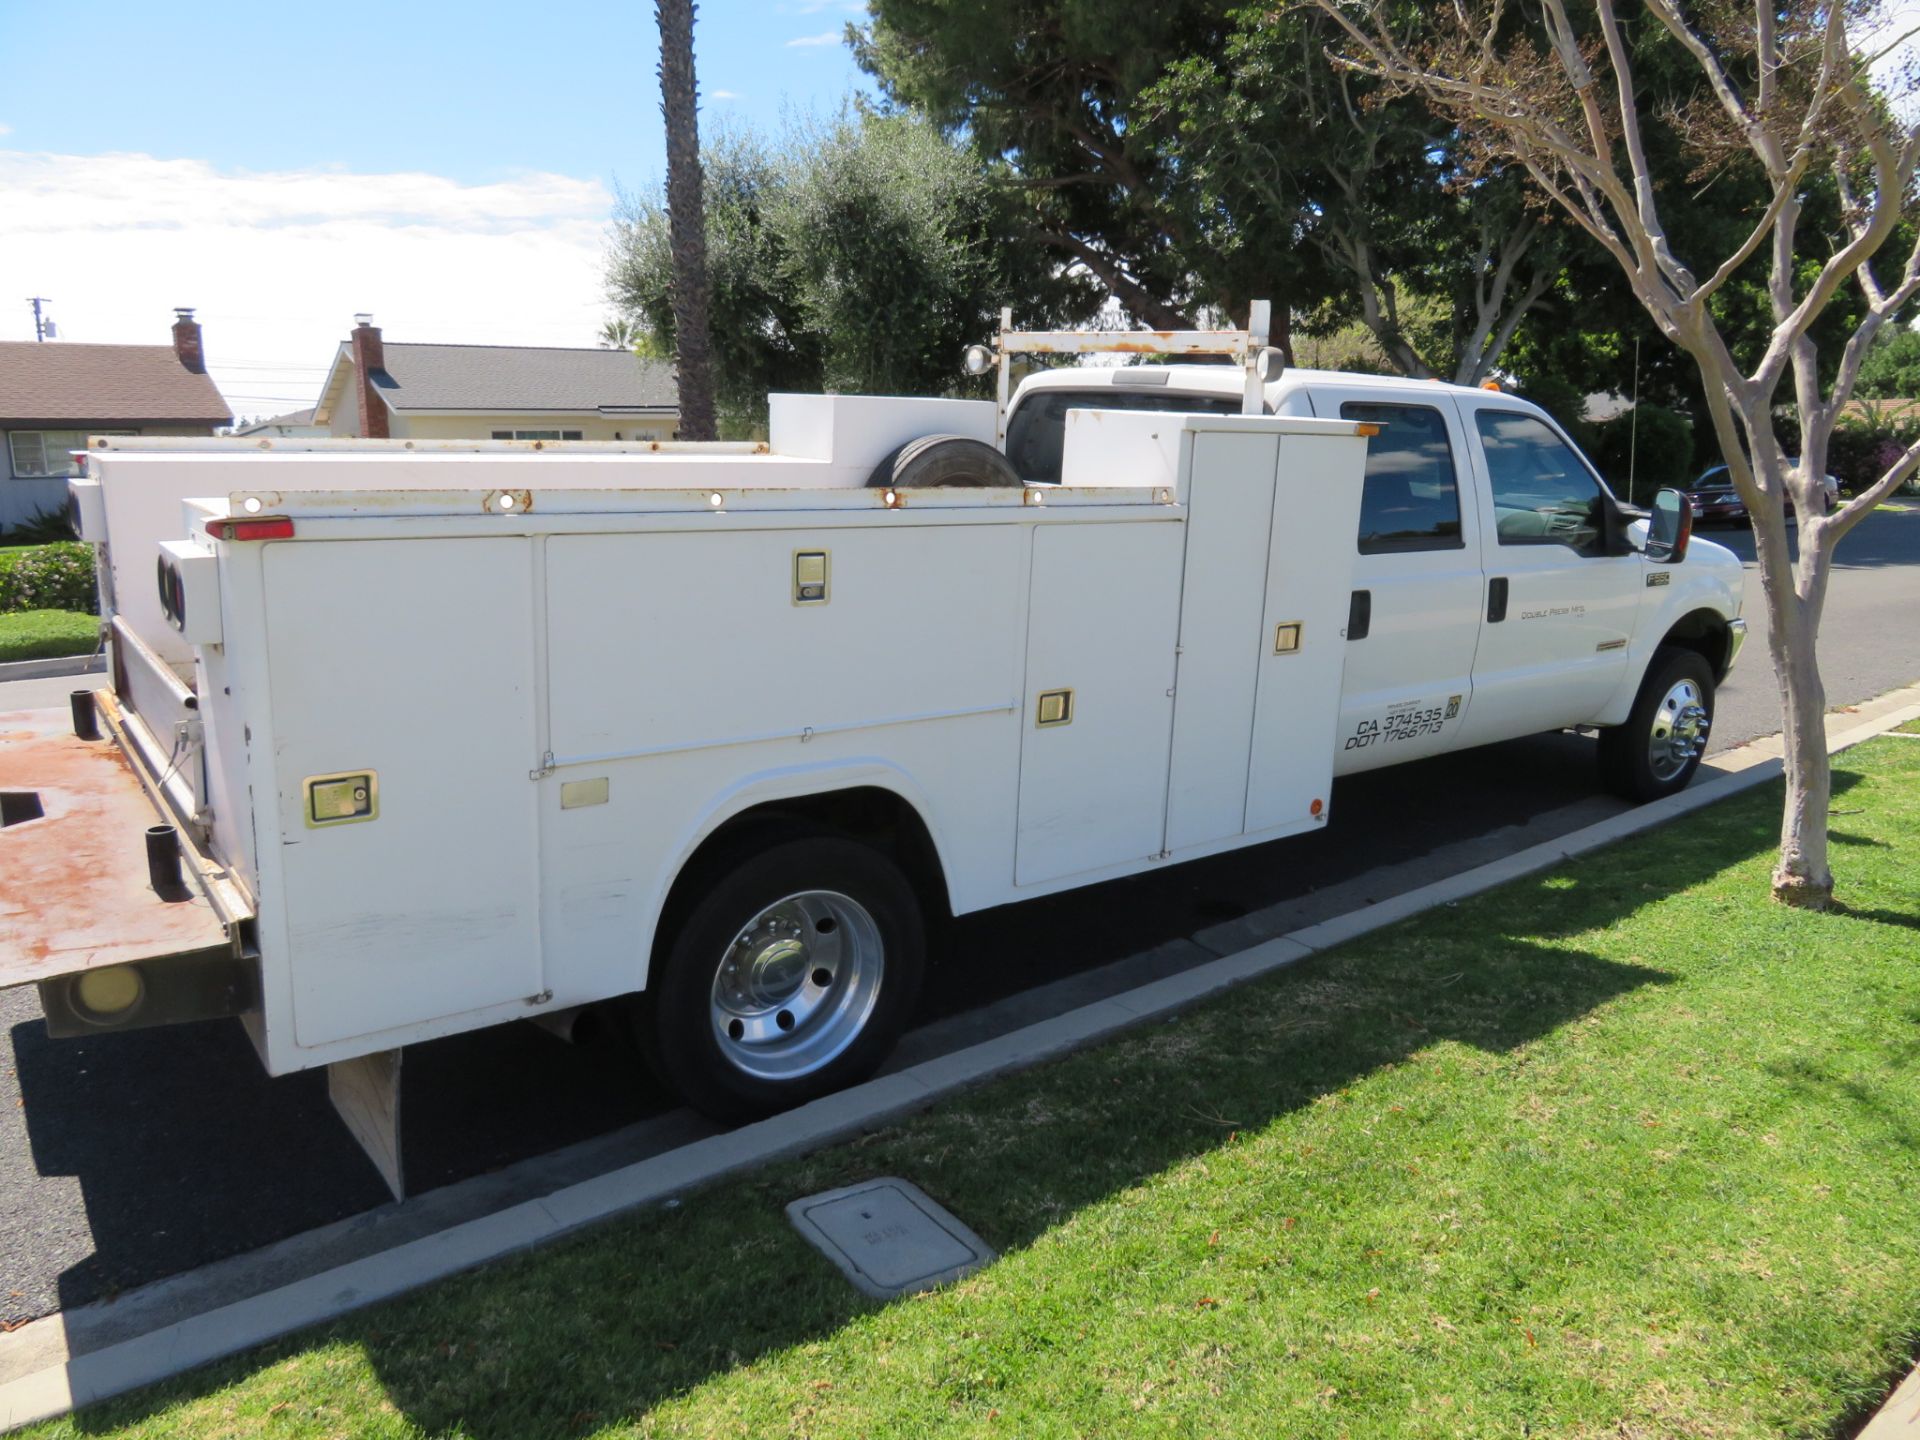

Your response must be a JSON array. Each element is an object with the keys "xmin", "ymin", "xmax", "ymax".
[
  {"xmin": 1306, "ymin": 389, "xmax": 1484, "ymax": 773},
  {"xmin": 1453, "ymin": 401, "xmax": 1640, "ymax": 745}
]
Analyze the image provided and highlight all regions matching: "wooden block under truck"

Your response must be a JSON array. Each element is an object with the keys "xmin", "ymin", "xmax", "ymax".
[{"xmin": 0, "ymin": 306, "xmax": 1742, "ymax": 1193}]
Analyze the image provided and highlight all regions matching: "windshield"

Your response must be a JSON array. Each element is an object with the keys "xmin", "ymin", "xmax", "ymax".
[{"xmin": 1006, "ymin": 387, "xmax": 1247, "ymax": 482}]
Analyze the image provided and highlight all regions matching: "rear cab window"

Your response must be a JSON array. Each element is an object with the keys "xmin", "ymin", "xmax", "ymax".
[
  {"xmin": 1007, "ymin": 387, "xmax": 1246, "ymax": 483},
  {"xmin": 1338, "ymin": 402, "xmax": 1464, "ymax": 554}
]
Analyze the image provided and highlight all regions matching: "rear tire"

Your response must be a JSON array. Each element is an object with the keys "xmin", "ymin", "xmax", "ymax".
[
  {"xmin": 638, "ymin": 835, "xmax": 925, "ymax": 1124},
  {"xmin": 1598, "ymin": 645, "xmax": 1716, "ymax": 802}
]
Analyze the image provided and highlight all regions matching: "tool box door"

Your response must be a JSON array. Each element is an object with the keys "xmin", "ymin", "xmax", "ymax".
[
  {"xmin": 1164, "ymin": 430, "xmax": 1280, "ymax": 852},
  {"xmin": 264, "ymin": 538, "xmax": 544, "ymax": 1049},
  {"xmin": 1015, "ymin": 520, "xmax": 1182, "ymax": 886},
  {"xmin": 1244, "ymin": 433, "xmax": 1368, "ymax": 835}
]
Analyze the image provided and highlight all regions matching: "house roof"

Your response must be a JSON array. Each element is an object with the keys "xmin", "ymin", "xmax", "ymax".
[
  {"xmin": 233, "ymin": 407, "xmax": 317, "ymax": 434},
  {"xmin": 333, "ymin": 342, "xmax": 678, "ymax": 416},
  {"xmin": 0, "ymin": 341, "xmax": 232, "ymax": 426}
]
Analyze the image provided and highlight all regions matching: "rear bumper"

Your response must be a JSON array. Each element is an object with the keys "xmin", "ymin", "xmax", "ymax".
[{"xmin": 1, "ymin": 689, "xmax": 257, "ymax": 1033}]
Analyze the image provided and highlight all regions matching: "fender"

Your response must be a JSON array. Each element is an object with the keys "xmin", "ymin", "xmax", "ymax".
[
  {"xmin": 1591, "ymin": 535, "xmax": 1746, "ymax": 726},
  {"xmin": 631, "ymin": 755, "xmax": 959, "ymax": 992}
]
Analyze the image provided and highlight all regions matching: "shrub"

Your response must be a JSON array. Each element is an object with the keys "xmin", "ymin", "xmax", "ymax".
[
  {"xmin": 1827, "ymin": 414, "xmax": 1920, "ymax": 493},
  {"xmin": 0, "ymin": 504, "xmax": 79, "ymax": 546},
  {"xmin": 0, "ymin": 542, "xmax": 98, "ymax": 615},
  {"xmin": 1591, "ymin": 402, "xmax": 1694, "ymax": 503}
]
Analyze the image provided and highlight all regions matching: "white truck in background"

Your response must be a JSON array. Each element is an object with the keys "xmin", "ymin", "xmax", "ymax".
[{"xmin": 0, "ymin": 307, "xmax": 1743, "ymax": 1194}]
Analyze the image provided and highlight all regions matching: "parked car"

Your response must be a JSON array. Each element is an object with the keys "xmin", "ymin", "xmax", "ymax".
[
  {"xmin": 1682, "ymin": 467, "xmax": 1749, "ymax": 526},
  {"xmin": 1689, "ymin": 463, "xmax": 1840, "ymax": 520}
]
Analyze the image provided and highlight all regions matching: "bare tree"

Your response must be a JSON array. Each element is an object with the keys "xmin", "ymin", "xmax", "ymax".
[
  {"xmin": 656, "ymin": 0, "xmax": 717, "ymax": 441},
  {"xmin": 1315, "ymin": 0, "xmax": 1920, "ymax": 906}
]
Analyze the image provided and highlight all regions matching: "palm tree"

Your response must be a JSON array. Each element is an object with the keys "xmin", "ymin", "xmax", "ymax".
[
  {"xmin": 656, "ymin": 0, "xmax": 717, "ymax": 440},
  {"xmin": 599, "ymin": 316, "xmax": 643, "ymax": 350}
]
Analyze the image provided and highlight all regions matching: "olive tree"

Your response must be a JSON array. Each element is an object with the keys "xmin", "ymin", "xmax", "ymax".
[{"xmin": 1315, "ymin": 0, "xmax": 1920, "ymax": 906}]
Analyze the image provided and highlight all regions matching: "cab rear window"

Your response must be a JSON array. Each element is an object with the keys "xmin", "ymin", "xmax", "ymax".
[
  {"xmin": 1007, "ymin": 389, "xmax": 1244, "ymax": 483},
  {"xmin": 1339, "ymin": 402, "xmax": 1465, "ymax": 554}
]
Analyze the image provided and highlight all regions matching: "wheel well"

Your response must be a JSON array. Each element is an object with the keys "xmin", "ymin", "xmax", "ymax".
[
  {"xmin": 1659, "ymin": 608, "xmax": 1735, "ymax": 682},
  {"xmin": 650, "ymin": 787, "xmax": 951, "ymax": 978}
]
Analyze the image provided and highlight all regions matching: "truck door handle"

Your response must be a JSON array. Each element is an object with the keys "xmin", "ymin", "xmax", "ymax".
[
  {"xmin": 1487, "ymin": 577, "xmax": 1509, "ymax": 624},
  {"xmin": 1346, "ymin": 589, "xmax": 1371, "ymax": 640}
]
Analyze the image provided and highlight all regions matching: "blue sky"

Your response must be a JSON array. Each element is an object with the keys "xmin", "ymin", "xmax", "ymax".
[
  {"xmin": 0, "ymin": 0, "xmax": 874, "ymax": 417},
  {"xmin": 0, "ymin": 0, "xmax": 871, "ymax": 185}
]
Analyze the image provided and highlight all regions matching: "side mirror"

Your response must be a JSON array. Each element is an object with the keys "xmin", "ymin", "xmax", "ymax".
[{"xmin": 1647, "ymin": 487, "xmax": 1691, "ymax": 563}]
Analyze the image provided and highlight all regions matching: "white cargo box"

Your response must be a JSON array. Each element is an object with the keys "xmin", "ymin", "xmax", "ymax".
[{"xmin": 2, "ymin": 392, "xmax": 1367, "ymax": 1187}]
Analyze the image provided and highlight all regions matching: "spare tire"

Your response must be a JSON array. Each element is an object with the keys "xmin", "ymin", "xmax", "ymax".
[{"xmin": 866, "ymin": 434, "xmax": 1021, "ymax": 489}]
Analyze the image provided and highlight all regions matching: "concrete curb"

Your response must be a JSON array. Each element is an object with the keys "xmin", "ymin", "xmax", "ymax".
[
  {"xmin": 1862, "ymin": 1356, "xmax": 1920, "ymax": 1438},
  {"xmin": 5, "ymin": 681, "xmax": 1919, "ymax": 1432},
  {"xmin": 0, "ymin": 651, "xmax": 103, "ymax": 684}
]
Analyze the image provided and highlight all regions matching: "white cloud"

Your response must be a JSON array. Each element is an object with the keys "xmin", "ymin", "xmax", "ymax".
[
  {"xmin": 0, "ymin": 123, "xmax": 11, "ymax": 137},
  {"xmin": 0, "ymin": 149, "xmax": 617, "ymax": 419},
  {"xmin": 710, "ymin": 89, "xmax": 743, "ymax": 100},
  {"xmin": 785, "ymin": 30, "xmax": 842, "ymax": 47}
]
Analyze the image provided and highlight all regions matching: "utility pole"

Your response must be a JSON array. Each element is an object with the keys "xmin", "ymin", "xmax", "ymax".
[
  {"xmin": 27, "ymin": 298, "xmax": 55, "ymax": 342},
  {"xmin": 1628, "ymin": 338, "xmax": 1640, "ymax": 506}
]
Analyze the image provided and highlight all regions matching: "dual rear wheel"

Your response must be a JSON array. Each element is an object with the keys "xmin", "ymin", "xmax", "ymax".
[{"xmin": 636, "ymin": 836, "xmax": 925, "ymax": 1124}]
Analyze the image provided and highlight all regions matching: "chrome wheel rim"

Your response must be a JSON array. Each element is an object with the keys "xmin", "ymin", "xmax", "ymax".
[
  {"xmin": 709, "ymin": 890, "xmax": 884, "ymax": 1081},
  {"xmin": 1648, "ymin": 678, "xmax": 1709, "ymax": 781}
]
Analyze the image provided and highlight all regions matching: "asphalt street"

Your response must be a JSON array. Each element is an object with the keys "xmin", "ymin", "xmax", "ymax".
[{"xmin": 3, "ymin": 506, "xmax": 1916, "ymax": 1330}]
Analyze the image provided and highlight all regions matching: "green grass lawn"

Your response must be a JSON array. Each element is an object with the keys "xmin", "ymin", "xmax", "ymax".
[
  {"xmin": 0, "ymin": 610, "xmax": 97, "ymax": 664},
  {"xmin": 29, "ymin": 741, "xmax": 1920, "ymax": 1439}
]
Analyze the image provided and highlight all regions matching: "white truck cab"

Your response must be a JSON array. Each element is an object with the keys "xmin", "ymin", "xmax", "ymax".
[{"xmin": 1007, "ymin": 359, "xmax": 1747, "ymax": 797}]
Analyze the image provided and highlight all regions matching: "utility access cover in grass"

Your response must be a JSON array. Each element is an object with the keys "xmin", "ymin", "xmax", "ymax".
[{"xmin": 786, "ymin": 1177, "xmax": 994, "ymax": 1299}]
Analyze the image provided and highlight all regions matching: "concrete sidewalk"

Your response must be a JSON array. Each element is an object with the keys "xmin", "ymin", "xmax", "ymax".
[{"xmin": 4, "ymin": 678, "xmax": 1919, "ymax": 1431}]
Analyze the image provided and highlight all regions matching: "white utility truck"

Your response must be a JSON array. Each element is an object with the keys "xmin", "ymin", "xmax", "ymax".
[{"xmin": 0, "ymin": 307, "xmax": 1742, "ymax": 1193}]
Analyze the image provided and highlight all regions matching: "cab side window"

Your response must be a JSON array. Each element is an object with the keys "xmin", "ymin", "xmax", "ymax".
[
  {"xmin": 1340, "ymin": 402, "xmax": 1464, "ymax": 554},
  {"xmin": 1475, "ymin": 410, "xmax": 1605, "ymax": 555}
]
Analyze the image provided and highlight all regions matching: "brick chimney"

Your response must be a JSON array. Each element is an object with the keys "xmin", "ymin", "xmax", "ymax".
[
  {"xmin": 350, "ymin": 313, "xmax": 390, "ymax": 439},
  {"xmin": 171, "ymin": 308, "xmax": 206, "ymax": 374}
]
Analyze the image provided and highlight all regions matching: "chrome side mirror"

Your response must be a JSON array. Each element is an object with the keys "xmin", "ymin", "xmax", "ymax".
[{"xmin": 1647, "ymin": 487, "xmax": 1691, "ymax": 563}]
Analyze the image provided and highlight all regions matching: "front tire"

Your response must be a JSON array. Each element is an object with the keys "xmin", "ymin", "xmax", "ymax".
[
  {"xmin": 1598, "ymin": 645, "xmax": 1716, "ymax": 802},
  {"xmin": 639, "ymin": 835, "xmax": 926, "ymax": 1124}
]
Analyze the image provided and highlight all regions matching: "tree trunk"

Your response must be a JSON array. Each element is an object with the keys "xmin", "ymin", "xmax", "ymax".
[
  {"xmin": 657, "ymin": 0, "xmax": 717, "ymax": 441},
  {"xmin": 1745, "ymin": 456, "xmax": 1835, "ymax": 907}
]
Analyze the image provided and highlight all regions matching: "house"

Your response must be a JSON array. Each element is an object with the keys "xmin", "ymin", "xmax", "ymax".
[
  {"xmin": 233, "ymin": 407, "xmax": 325, "ymax": 439},
  {"xmin": 311, "ymin": 316, "xmax": 679, "ymax": 442},
  {"xmin": 0, "ymin": 310, "xmax": 231, "ymax": 532}
]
